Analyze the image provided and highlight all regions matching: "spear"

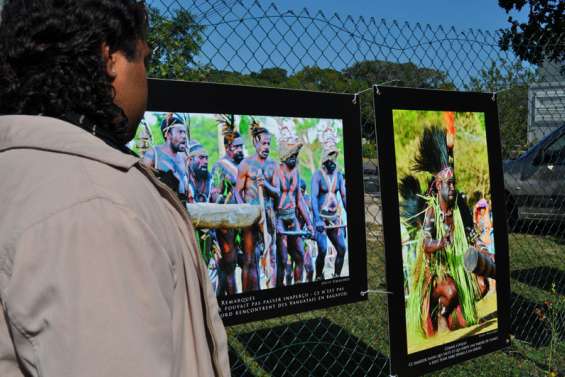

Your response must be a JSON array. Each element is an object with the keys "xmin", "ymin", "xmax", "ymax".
[
  {"xmin": 278, "ymin": 230, "xmax": 315, "ymax": 239},
  {"xmin": 257, "ymin": 169, "xmax": 273, "ymax": 286},
  {"xmin": 324, "ymin": 223, "xmax": 347, "ymax": 230}
]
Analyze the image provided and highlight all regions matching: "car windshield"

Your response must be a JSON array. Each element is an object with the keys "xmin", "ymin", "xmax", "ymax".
[{"xmin": 518, "ymin": 125, "xmax": 565, "ymax": 160}]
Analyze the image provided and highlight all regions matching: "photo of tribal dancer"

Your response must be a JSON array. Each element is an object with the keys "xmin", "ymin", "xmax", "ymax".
[
  {"xmin": 130, "ymin": 112, "xmax": 349, "ymax": 296},
  {"xmin": 394, "ymin": 111, "xmax": 497, "ymax": 354}
]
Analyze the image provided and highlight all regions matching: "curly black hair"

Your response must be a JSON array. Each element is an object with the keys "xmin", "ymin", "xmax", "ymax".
[{"xmin": 0, "ymin": 0, "xmax": 148, "ymax": 146}]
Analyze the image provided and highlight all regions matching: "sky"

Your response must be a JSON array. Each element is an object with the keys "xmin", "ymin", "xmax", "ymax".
[
  {"xmin": 0, "ymin": 0, "xmax": 529, "ymax": 32},
  {"xmin": 267, "ymin": 0, "xmax": 528, "ymax": 31}
]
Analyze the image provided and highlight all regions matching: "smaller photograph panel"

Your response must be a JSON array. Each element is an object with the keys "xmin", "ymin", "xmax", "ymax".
[{"xmin": 392, "ymin": 110, "xmax": 497, "ymax": 354}]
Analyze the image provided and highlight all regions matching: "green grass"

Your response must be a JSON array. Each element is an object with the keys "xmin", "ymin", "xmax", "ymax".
[
  {"xmin": 226, "ymin": 228, "xmax": 564, "ymax": 376},
  {"xmin": 430, "ymin": 232, "xmax": 565, "ymax": 377}
]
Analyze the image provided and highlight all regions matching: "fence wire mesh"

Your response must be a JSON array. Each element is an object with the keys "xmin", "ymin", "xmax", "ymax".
[{"xmin": 146, "ymin": 1, "xmax": 564, "ymax": 375}]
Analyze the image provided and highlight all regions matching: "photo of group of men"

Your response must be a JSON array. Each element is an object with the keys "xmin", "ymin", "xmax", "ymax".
[
  {"xmin": 393, "ymin": 110, "xmax": 498, "ymax": 354},
  {"xmin": 130, "ymin": 112, "xmax": 350, "ymax": 297}
]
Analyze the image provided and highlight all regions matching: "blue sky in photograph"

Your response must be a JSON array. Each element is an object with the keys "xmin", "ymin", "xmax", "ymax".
[{"xmin": 269, "ymin": 0, "xmax": 528, "ymax": 31}]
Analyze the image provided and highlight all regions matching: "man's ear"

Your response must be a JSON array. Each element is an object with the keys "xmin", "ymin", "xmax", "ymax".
[{"xmin": 102, "ymin": 43, "xmax": 118, "ymax": 79}]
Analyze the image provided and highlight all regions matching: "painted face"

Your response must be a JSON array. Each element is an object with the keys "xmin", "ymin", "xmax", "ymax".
[
  {"xmin": 167, "ymin": 125, "xmax": 187, "ymax": 153},
  {"xmin": 254, "ymin": 133, "xmax": 271, "ymax": 159},
  {"xmin": 228, "ymin": 138, "xmax": 244, "ymax": 163},
  {"xmin": 284, "ymin": 153, "xmax": 298, "ymax": 169},
  {"xmin": 191, "ymin": 152, "xmax": 209, "ymax": 177},
  {"xmin": 323, "ymin": 159, "xmax": 336, "ymax": 174},
  {"xmin": 437, "ymin": 175, "xmax": 456, "ymax": 206}
]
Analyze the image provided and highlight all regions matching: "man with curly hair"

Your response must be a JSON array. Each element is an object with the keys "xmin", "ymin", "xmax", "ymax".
[{"xmin": 0, "ymin": 1, "xmax": 230, "ymax": 376}]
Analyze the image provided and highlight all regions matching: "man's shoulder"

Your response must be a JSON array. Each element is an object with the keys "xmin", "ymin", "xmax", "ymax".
[
  {"xmin": 0, "ymin": 147, "xmax": 100, "ymax": 193},
  {"xmin": 214, "ymin": 157, "xmax": 234, "ymax": 169},
  {"xmin": 154, "ymin": 146, "xmax": 177, "ymax": 161},
  {"xmin": 0, "ymin": 149, "xmax": 127, "ymax": 246},
  {"xmin": 240, "ymin": 156, "xmax": 253, "ymax": 167},
  {"xmin": 0, "ymin": 147, "xmax": 150, "ymax": 229},
  {"xmin": 0, "ymin": 115, "xmax": 138, "ymax": 170},
  {"xmin": 211, "ymin": 157, "xmax": 224, "ymax": 167},
  {"xmin": 143, "ymin": 147, "xmax": 156, "ymax": 158}
]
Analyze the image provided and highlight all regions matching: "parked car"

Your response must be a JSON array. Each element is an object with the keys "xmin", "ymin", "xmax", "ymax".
[
  {"xmin": 503, "ymin": 124, "xmax": 565, "ymax": 229},
  {"xmin": 363, "ymin": 158, "xmax": 380, "ymax": 196}
]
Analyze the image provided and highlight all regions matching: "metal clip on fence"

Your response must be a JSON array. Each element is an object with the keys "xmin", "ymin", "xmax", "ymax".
[
  {"xmin": 491, "ymin": 87, "xmax": 515, "ymax": 101},
  {"xmin": 352, "ymin": 86, "xmax": 375, "ymax": 104},
  {"xmin": 360, "ymin": 289, "xmax": 393, "ymax": 296},
  {"xmin": 353, "ymin": 80, "xmax": 403, "ymax": 103}
]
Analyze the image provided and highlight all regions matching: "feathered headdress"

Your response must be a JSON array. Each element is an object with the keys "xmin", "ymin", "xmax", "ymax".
[
  {"xmin": 218, "ymin": 114, "xmax": 240, "ymax": 146},
  {"xmin": 318, "ymin": 120, "xmax": 339, "ymax": 163},
  {"xmin": 399, "ymin": 175, "xmax": 426, "ymax": 227},
  {"xmin": 413, "ymin": 125, "xmax": 450, "ymax": 175},
  {"xmin": 219, "ymin": 114, "xmax": 235, "ymax": 135},
  {"xmin": 278, "ymin": 118, "xmax": 303, "ymax": 161},
  {"xmin": 250, "ymin": 117, "xmax": 269, "ymax": 141},
  {"xmin": 160, "ymin": 112, "xmax": 185, "ymax": 137}
]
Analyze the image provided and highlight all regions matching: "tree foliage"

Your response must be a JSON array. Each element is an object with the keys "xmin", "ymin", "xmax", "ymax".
[
  {"xmin": 147, "ymin": 6, "xmax": 205, "ymax": 80},
  {"xmin": 467, "ymin": 59, "xmax": 538, "ymax": 158},
  {"xmin": 498, "ymin": 0, "xmax": 564, "ymax": 66},
  {"xmin": 344, "ymin": 61, "xmax": 455, "ymax": 153},
  {"xmin": 249, "ymin": 67, "xmax": 288, "ymax": 84},
  {"xmin": 344, "ymin": 60, "xmax": 455, "ymax": 90},
  {"xmin": 146, "ymin": 10, "xmax": 455, "ymax": 158}
]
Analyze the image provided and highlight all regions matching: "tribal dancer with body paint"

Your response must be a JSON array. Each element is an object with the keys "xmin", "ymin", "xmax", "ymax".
[
  {"xmin": 275, "ymin": 141, "xmax": 314, "ymax": 287},
  {"xmin": 311, "ymin": 143, "xmax": 347, "ymax": 280},
  {"xmin": 401, "ymin": 125, "xmax": 480, "ymax": 339},
  {"xmin": 142, "ymin": 113, "xmax": 189, "ymax": 198},
  {"xmin": 286, "ymin": 179, "xmax": 316, "ymax": 284},
  {"xmin": 211, "ymin": 115, "xmax": 245, "ymax": 296},
  {"xmin": 235, "ymin": 120, "xmax": 279, "ymax": 291},
  {"xmin": 187, "ymin": 142, "xmax": 212, "ymax": 204},
  {"xmin": 186, "ymin": 141, "xmax": 220, "ymax": 291}
]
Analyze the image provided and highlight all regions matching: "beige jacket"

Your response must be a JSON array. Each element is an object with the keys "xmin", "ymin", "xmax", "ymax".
[{"xmin": 0, "ymin": 115, "xmax": 230, "ymax": 377}]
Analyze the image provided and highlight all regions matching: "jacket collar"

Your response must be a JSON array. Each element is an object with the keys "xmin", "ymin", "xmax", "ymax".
[{"xmin": 0, "ymin": 115, "xmax": 138, "ymax": 170}]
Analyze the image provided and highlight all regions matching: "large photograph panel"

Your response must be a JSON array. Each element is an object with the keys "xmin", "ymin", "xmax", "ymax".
[
  {"xmin": 131, "ymin": 113, "xmax": 349, "ymax": 294},
  {"xmin": 132, "ymin": 80, "xmax": 367, "ymax": 325}
]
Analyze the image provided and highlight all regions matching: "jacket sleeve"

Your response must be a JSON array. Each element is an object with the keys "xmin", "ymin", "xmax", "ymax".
[{"xmin": 1, "ymin": 198, "xmax": 177, "ymax": 377}]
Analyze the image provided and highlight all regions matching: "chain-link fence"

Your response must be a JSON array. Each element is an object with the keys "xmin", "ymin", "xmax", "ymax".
[{"xmin": 147, "ymin": 1, "xmax": 564, "ymax": 375}]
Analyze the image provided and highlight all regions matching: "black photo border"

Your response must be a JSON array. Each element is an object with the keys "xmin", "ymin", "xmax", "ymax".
[
  {"xmin": 147, "ymin": 78, "xmax": 368, "ymax": 326},
  {"xmin": 373, "ymin": 86, "xmax": 511, "ymax": 377}
]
